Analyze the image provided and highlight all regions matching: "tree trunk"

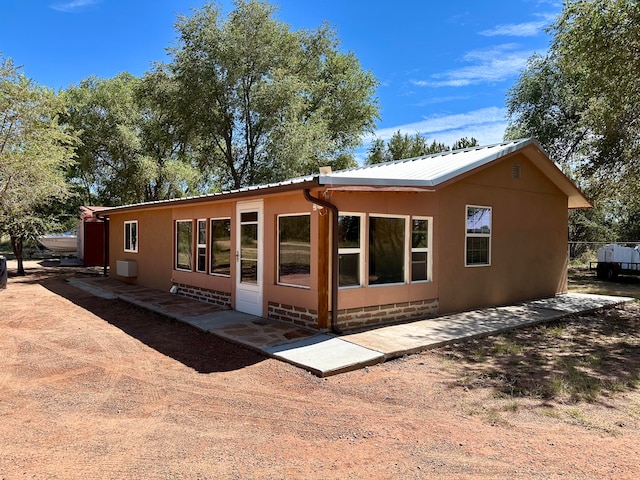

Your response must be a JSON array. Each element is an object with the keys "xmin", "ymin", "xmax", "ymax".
[{"xmin": 10, "ymin": 236, "xmax": 25, "ymax": 276}]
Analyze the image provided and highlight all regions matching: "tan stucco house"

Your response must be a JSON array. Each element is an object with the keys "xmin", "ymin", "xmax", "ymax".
[{"xmin": 99, "ymin": 138, "xmax": 590, "ymax": 332}]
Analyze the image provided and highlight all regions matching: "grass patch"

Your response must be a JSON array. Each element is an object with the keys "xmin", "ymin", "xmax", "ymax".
[
  {"xmin": 436, "ymin": 272, "xmax": 640, "ymax": 406},
  {"xmin": 540, "ymin": 407, "xmax": 562, "ymax": 419}
]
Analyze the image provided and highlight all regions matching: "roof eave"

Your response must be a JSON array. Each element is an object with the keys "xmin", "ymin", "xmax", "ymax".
[
  {"xmin": 318, "ymin": 176, "xmax": 435, "ymax": 187},
  {"xmin": 99, "ymin": 178, "xmax": 320, "ymax": 217}
]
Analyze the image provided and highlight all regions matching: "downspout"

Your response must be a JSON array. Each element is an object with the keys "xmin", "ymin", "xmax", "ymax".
[
  {"xmin": 95, "ymin": 214, "xmax": 109, "ymax": 277},
  {"xmin": 303, "ymin": 189, "xmax": 341, "ymax": 334}
]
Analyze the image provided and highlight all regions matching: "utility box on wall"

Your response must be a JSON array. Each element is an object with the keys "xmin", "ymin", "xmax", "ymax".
[{"xmin": 116, "ymin": 260, "xmax": 137, "ymax": 277}]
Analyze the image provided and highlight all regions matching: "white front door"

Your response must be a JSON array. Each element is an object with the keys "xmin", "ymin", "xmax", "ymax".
[{"xmin": 235, "ymin": 200, "xmax": 263, "ymax": 316}]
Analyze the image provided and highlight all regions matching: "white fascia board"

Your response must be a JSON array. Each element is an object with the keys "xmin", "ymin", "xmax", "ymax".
[{"xmin": 318, "ymin": 176, "xmax": 436, "ymax": 187}]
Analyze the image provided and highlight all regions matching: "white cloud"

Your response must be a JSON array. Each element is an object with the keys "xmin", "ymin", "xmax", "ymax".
[
  {"xmin": 479, "ymin": 20, "xmax": 548, "ymax": 37},
  {"xmin": 413, "ymin": 44, "xmax": 532, "ymax": 87},
  {"xmin": 354, "ymin": 108, "xmax": 508, "ymax": 164},
  {"xmin": 361, "ymin": 106, "xmax": 508, "ymax": 153},
  {"xmin": 50, "ymin": 0, "xmax": 100, "ymax": 13}
]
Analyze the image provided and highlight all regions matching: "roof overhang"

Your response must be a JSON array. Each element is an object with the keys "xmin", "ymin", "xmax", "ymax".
[
  {"xmin": 98, "ymin": 179, "xmax": 319, "ymax": 217},
  {"xmin": 516, "ymin": 140, "xmax": 591, "ymax": 209}
]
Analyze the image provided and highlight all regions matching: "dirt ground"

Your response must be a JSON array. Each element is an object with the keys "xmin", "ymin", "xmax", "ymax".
[{"xmin": 1, "ymin": 261, "xmax": 639, "ymax": 479}]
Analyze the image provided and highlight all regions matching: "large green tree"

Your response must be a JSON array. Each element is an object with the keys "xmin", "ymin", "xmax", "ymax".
[
  {"xmin": 64, "ymin": 72, "xmax": 201, "ymax": 206},
  {"xmin": 506, "ymin": 0, "xmax": 640, "ymax": 242},
  {"xmin": 0, "ymin": 56, "xmax": 78, "ymax": 274},
  {"xmin": 163, "ymin": 0, "xmax": 379, "ymax": 189}
]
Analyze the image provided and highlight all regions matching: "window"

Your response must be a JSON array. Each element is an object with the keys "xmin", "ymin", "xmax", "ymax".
[
  {"xmin": 210, "ymin": 218, "xmax": 231, "ymax": 276},
  {"xmin": 196, "ymin": 219, "xmax": 207, "ymax": 273},
  {"xmin": 176, "ymin": 220, "xmax": 193, "ymax": 271},
  {"xmin": 124, "ymin": 220, "xmax": 138, "ymax": 253},
  {"xmin": 278, "ymin": 214, "xmax": 311, "ymax": 288},
  {"xmin": 369, "ymin": 216, "xmax": 406, "ymax": 285},
  {"xmin": 411, "ymin": 217, "xmax": 431, "ymax": 282},
  {"xmin": 466, "ymin": 205, "xmax": 491, "ymax": 266},
  {"xmin": 338, "ymin": 214, "xmax": 363, "ymax": 287},
  {"xmin": 239, "ymin": 211, "xmax": 259, "ymax": 284}
]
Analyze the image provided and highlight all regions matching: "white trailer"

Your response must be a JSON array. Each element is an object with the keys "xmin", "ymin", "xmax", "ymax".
[{"xmin": 591, "ymin": 243, "xmax": 640, "ymax": 280}]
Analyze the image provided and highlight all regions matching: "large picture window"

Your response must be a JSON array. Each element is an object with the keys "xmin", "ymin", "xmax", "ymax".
[
  {"xmin": 210, "ymin": 218, "xmax": 231, "ymax": 276},
  {"xmin": 176, "ymin": 220, "xmax": 193, "ymax": 271},
  {"xmin": 466, "ymin": 205, "xmax": 491, "ymax": 266},
  {"xmin": 278, "ymin": 214, "xmax": 311, "ymax": 287},
  {"xmin": 411, "ymin": 217, "xmax": 431, "ymax": 282},
  {"xmin": 124, "ymin": 220, "xmax": 138, "ymax": 253},
  {"xmin": 338, "ymin": 214, "xmax": 363, "ymax": 287},
  {"xmin": 369, "ymin": 216, "xmax": 406, "ymax": 285}
]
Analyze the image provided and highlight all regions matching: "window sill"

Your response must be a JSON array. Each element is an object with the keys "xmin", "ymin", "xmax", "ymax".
[{"xmin": 276, "ymin": 283, "xmax": 311, "ymax": 290}]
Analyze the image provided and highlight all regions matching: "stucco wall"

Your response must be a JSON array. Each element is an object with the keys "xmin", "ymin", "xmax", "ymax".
[
  {"xmin": 329, "ymin": 190, "xmax": 440, "ymax": 312},
  {"xmin": 437, "ymin": 152, "xmax": 569, "ymax": 313},
  {"xmin": 170, "ymin": 202, "xmax": 234, "ymax": 298},
  {"xmin": 109, "ymin": 209, "xmax": 174, "ymax": 291}
]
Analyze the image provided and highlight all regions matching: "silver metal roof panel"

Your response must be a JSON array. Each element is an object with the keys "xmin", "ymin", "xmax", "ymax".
[{"xmin": 318, "ymin": 139, "xmax": 530, "ymax": 187}]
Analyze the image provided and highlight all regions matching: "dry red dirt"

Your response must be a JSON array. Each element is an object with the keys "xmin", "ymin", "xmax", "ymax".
[{"xmin": 1, "ymin": 262, "xmax": 639, "ymax": 479}]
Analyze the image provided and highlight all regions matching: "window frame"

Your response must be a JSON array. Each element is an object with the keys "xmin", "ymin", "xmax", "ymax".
[
  {"xmin": 277, "ymin": 213, "xmax": 312, "ymax": 289},
  {"xmin": 368, "ymin": 213, "xmax": 409, "ymax": 287},
  {"xmin": 196, "ymin": 219, "xmax": 207, "ymax": 274},
  {"xmin": 124, "ymin": 220, "xmax": 138, "ymax": 253},
  {"xmin": 175, "ymin": 219, "xmax": 193, "ymax": 272},
  {"xmin": 465, "ymin": 205, "xmax": 492, "ymax": 267},
  {"xmin": 209, "ymin": 217, "xmax": 232, "ymax": 277},
  {"xmin": 411, "ymin": 216, "xmax": 432, "ymax": 283},
  {"xmin": 338, "ymin": 212, "xmax": 365, "ymax": 289}
]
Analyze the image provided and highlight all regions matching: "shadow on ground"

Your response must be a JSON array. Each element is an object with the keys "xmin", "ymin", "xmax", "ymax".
[
  {"xmin": 438, "ymin": 304, "xmax": 640, "ymax": 404},
  {"xmin": 39, "ymin": 273, "xmax": 266, "ymax": 374}
]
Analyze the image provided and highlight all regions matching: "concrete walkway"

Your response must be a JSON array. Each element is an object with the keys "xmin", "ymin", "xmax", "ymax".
[{"xmin": 68, "ymin": 277, "xmax": 633, "ymax": 377}]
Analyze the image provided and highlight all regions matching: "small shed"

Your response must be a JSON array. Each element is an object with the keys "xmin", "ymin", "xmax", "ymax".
[
  {"xmin": 99, "ymin": 138, "xmax": 590, "ymax": 331},
  {"xmin": 77, "ymin": 206, "xmax": 108, "ymax": 267}
]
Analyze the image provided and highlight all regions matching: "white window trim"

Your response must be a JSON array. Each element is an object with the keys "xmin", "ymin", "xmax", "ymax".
[
  {"xmin": 124, "ymin": 220, "xmax": 138, "ymax": 253},
  {"xmin": 196, "ymin": 219, "xmax": 207, "ymax": 273},
  {"xmin": 368, "ymin": 213, "xmax": 410, "ymax": 287},
  {"xmin": 209, "ymin": 217, "xmax": 231, "ymax": 277},
  {"xmin": 411, "ymin": 216, "xmax": 432, "ymax": 283},
  {"xmin": 277, "ymin": 213, "xmax": 311, "ymax": 289},
  {"xmin": 175, "ymin": 219, "xmax": 193, "ymax": 272},
  {"xmin": 465, "ymin": 205, "xmax": 492, "ymax": 267},
  {"xmin": 338, "ymin": 212, "xmax": 365, "ymax": 289}
]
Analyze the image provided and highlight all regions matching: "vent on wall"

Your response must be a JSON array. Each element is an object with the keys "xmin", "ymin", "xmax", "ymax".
[{"xmin": 512, "ymin": 163, "xmax": 521, "ymax": 179}]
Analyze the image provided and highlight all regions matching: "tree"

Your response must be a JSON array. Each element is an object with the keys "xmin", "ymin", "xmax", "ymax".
[
  {"xmin": 0, "ymin": 56, "xmax": 78, "ymax": 275},
  {"xmin": 505, "ymin": 0, "xmax": 640, "ymax": 242},
  {"xmin": 163, "ymin": 0, "xmax": 379, "ymax": 189},
  {"xmin": 64, "ymin": 72, "xmax": 201, "ymax": 205},
  {"xmin": 365, "ymin": 131, "xmax": 478, "ymax": 165}
]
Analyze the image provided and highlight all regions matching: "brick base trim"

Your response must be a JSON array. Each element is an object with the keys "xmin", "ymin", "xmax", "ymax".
[
  {"xmin": 173, "ymin": 283, "xmax": 231, "ymax": 309},
  {"xmin": 335, "ymin": 298, "xmax": 439, "ymax": 331},
  {"xmin": 268, "ymin": 302, "xmax": 318, "ymax": 329}
]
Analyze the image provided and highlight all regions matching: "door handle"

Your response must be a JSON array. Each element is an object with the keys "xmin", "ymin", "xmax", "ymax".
[{"xmin": 236, "ymin": 251, "xmax": 240, "ymax": 262}]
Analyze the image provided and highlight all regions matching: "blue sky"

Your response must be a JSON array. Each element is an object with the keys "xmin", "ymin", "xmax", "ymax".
[{"xmin": 1, "ymin": 0, "xmax": 560, "ymax": 154}]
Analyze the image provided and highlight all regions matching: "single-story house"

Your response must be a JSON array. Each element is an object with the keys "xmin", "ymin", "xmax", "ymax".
[{"xmin": 98, "ymin": 138, "xmax": 590, "ymax": 332}]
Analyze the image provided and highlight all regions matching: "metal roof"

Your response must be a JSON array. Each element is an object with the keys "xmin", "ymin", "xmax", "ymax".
[
  {"xmin": 100, "ymin": 137, "xmax": 590, "ymax": 215},
  {"xmin": 319, "ymin": 138, "xmax": 534, "ymax": 187},
  {"xmin": 318, "ymin": 138, "xmax": 590, "ymax": 208}
]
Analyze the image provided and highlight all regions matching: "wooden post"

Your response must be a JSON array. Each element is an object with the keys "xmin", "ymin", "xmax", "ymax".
[{"xmin": 317, "ymin": 209, "xmax": 330, "ymax": 330}]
